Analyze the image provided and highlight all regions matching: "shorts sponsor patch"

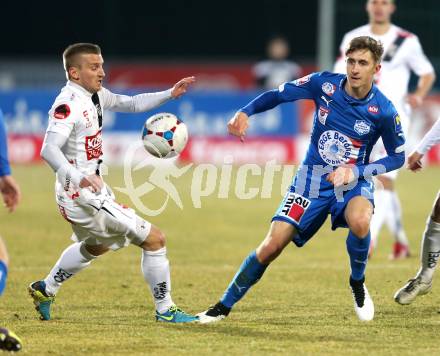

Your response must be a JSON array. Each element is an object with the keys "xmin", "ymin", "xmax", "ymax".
[
  {"xmin": 54, "ymin": 104, "xmax": 71, "ymax": 119},
  {"xmin": 280, "ymin": 192, "xmax": 311, "ymax": 223}
]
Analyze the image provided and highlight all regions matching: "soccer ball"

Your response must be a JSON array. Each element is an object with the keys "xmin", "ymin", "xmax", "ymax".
[{"xmin": 142, "ymin": 112, "xmax": 188, "ymax": 158}]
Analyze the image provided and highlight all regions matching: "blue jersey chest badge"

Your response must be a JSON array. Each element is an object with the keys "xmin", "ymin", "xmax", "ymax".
[
  {"xmin": 354, "ymin": 120, "xmax": 371, "ymax": 135},
  {"xmin": 322, "ymin": 82, "xmax": 336, "ymax": 96}
]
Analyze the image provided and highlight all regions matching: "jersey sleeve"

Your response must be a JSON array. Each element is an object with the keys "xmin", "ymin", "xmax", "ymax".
[
  {"xmin": 100, "ymin": 87, "xmax": 172, "ymax": 113},
  {"xmin": 240, "ymin": 73, "xmax": 319, "ymax": 116},
  {"xmin": 46, "ymin": 101, "xmax": 78, "ymax": 138},
  {"xmin": 380, "ymin": 107, "xmax": 406, "ymax": 157},
  {"xmin": 416, "ymin": 117, "xmax": 440, "ymax": 154},
  {"xmin": 357, "ymin": 104, "xmax": 406, "ymax": 178},
  {"xmin": 406, "ymin": 36, "xmax": 435, "ymax": 76}
]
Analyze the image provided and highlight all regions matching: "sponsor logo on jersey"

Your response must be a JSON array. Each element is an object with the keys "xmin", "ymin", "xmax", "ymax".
[
  {"xmin": 280, "ymin": 192, "xmax": 311, "ymax": 223},
  {"xmin": 320, "ymin": 95, "xmax": 333, "ymax": 107},
  {"xmin": 85, "ymin": 130, "xmax": 103, "ymax": 160},
  {"xmin": 292, "ymin": 74, "xmax": 312, "ymax": 86},
  {"xmin": 368, "ymin": 105, "xmax": 379, "ymax": 114},
  {"xmin": 394, "ymin": 114, "xmax": 402, "ymax": 132},
  {"xmin": 318, "ymin": 130, "xmax": 362, "ymax": 165},
  {"xmin": 53, "ymin": 104, "xmax": 71, "ymax": 119},
  {"xmin": 354, "ymin": 120, "xmax": 371, "ymax": 135},
  {"xmin": 318, "ymin": 106, "xmax": 329, "ymax": 125},
  {"xmin": 321, "ymin": 82, "xmax": 336, "ymax": 96}
]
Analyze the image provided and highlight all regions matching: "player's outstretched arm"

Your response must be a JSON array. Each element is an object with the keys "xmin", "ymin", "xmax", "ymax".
[
  {"xmin": 101, "ymin": 76, "xmax": 196, "ymax": 113},
  {"xmin": 0, "ymin": 175, "xmax": 20, "ymax": 213},
  {"xmin": 227, "ymin": 112, "xmax": 249, "ymax": 142}
]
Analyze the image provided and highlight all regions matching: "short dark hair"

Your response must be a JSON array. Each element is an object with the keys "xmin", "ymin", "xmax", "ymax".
[
  {"xmin": 345, "ymin": 36, "xmax": 384, "ymax": 63},
  {"xmin": 63, "ymin": 43, "xmax": 101, "ymax": 73}
]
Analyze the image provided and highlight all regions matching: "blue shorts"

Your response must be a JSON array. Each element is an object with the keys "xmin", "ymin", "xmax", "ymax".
[{"xmin": 272, "ymin": 179, "xmax": 374, "ymax": 247}]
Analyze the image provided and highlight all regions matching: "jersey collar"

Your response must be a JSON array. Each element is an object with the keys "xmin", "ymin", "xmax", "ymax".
[
  {"xmin": 340, "ymin": 77, "xmax": 377, "ymax": 105},
  {"xmin": 66, "ymin": 81, "xmax": 94, "ymax": 98}
]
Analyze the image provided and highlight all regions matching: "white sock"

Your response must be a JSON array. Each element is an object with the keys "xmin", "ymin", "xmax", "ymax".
[
  {"xmin": 141, "ymin": 247, "xmax": 173, "ymax": 314},
  {"xmin": 44, "ymin": 242, "xmax": 96, "ymax": 296},
  {"xmin": 385, "ymin": 191, "xmax": 409, "ymax": 246},
  {"xmin": 370, "ymin": 189, "xmax": 392, "ymax": 249},
  {"xmin": 416, "ymin": 217, "xmax": 440, "ymax": 282}
]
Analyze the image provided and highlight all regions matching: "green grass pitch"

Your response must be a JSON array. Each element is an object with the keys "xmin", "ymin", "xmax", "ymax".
[{"xmin": 0, "ymin": 164, "xmax": 439, "ymax": 355}]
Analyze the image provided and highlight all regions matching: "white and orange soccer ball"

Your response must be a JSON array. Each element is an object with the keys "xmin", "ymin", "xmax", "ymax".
[{"xmin": 141, "ymin": 112, "xmax": 188, "ymax": 158}]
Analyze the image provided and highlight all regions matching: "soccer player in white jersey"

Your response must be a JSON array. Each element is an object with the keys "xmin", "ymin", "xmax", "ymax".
[
  {"xmin": 394, "ymin": 117, "xmax": 440, "ymax": 304},
  {"xmin": 334, "ymin": 0, "xmax": 436, "ymax": 259},
  {"xmin": 28, "ymin": 43, "xmax": 198, "ymax": 323}
]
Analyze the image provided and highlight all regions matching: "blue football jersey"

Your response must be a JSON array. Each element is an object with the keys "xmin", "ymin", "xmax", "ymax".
[
  {"xmin": 277, "ymin": 72, "xmax": 405, "ymax": 169},
  {"xmin": 241, "ymin": 71, "xmax": 405, "ymax": 178}
]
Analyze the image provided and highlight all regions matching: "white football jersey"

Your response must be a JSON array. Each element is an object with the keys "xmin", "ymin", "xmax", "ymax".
[
  {"xmin": 46, "ymin": 81, "xmax": 172, "ymax": 201},
  {"xmin": 47, "ymin": 81, "xmax": 105, "ymax": 179},
  {"xmin": 334, "ymin": 24, "xmax": 434, "ymax": 123}
]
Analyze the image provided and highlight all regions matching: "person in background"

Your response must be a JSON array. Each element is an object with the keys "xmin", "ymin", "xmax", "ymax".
[{"xmin": 253, "ymin": 35, "xmax": 302, "ymax": 90}]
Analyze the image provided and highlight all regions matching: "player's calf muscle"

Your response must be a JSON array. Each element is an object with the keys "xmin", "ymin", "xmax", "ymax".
[{"xmin": 256, "ymin": 222, "xmax": 296, "ymax": 264}]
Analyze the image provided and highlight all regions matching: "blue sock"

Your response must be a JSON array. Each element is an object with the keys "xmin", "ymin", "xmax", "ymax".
[
  {"xmin": 0, "ymin": 260, "xmax": 8, "ymax": 296},
  {"xmin": 346, "ymin": 230, "xmax": 370, "ymax": 281},
  {"xmin": 220, "ymin": 251, "xmax": 268, "ymax": 309}
]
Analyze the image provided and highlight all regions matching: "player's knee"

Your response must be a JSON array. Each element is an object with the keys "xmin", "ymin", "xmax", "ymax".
[
  {"xmin": 84, "ymin": 243, "xmax": 109, "ymax": 256},
  {"xmin": 141, "ymin": 226, "xmax": 166, "ymax": 251},
  {"xmin": 349, "ymin": 215, "xmax": 371, "ymax": 238}
]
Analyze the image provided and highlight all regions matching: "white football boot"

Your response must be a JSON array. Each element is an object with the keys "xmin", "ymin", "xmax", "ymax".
[
  {"xmin": 394, "ymin": 276, "xmax": 432, "ymax": 305},
  {"xmin": 350, "ymin": 277, "xmax": 374, "ymax": 321},
  {"xmin": 197, "ymin": 302, "xmax": 230, "ymax": 324}
]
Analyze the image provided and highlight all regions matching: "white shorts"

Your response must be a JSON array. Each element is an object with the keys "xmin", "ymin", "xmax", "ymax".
[{"xmin": 57, "ymin": 186, "xmax": 151, "ymax": 251}]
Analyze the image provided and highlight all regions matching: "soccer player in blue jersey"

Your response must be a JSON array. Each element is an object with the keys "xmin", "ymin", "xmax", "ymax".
[
  {"xmin": 0, "ymin": 108, "xmax": 22, "ymax": 351},
  {"xmin": 197, "ymin": 36, "xmax": 405, "ymax": 323}
]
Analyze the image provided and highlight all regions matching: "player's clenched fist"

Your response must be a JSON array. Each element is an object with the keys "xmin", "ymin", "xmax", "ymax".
[
  {"xmin": 228, "ymin": 112, "xmax": 249, "ymax": 142},
  {"xmin": 326, "ymin": 166, "xmax": 356, "ymax": 187},
  {"xmin": 79, "ymin": 174, "xmax": 104, "ymax": 193}
]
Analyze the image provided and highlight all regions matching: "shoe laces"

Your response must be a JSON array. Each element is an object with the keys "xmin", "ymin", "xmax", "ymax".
[
  {"xmin": 404, "ymin": 278, "xmax": 420, "ymax": 293},
  {"xmin": 168, "ymin": 305, "xmax": 186, "ymax": 315}
]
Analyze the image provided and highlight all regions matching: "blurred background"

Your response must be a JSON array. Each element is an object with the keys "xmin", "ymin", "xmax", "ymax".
[{"xmin": 1, "ymin": 0, "xmax": 439, "ymax": 165}]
